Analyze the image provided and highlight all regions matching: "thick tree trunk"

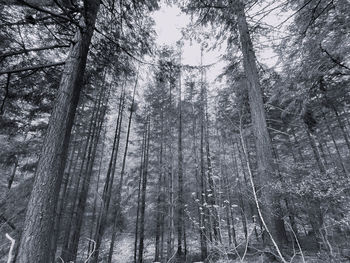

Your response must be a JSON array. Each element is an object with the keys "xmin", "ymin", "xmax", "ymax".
[
  {"xmin": 235, "ymin": 1, "xmax": 286, "ymax": 247},
  {"xmin": 16, "ymin": 3, "xmax": 100, "ymax": 262}
]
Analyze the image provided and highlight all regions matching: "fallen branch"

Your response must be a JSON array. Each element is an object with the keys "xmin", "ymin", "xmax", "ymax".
[
  {"xmin": 5, "ymin": 233, "xmax": 15, "ymax": 263},
  {"xmin": 85, "ymin": 238, "xmax": 96, "ymax": 263}
]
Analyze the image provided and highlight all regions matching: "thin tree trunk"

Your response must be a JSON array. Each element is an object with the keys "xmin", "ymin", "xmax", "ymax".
[
  {"xmin": 7, "ymin": 156, "xmax": 17, "ymax": 189},
  {"xmin": 134, "ymin": 130, "xmax": 146, "ymax": 263},
  {"xmin": 86, "ymin": 127, "xmax": 105, "ymax": 258},
  {"xmin": 155, "ymin": 110, "xmax": 164, "ymax": 262},
  {"xmin": 50, "ymin": 124, "xmax": 80, "ymax": 262},
  {"xmin": 176, "ymin": 60, "xmax": 184, "ymax": 257},
  {"xmin": 65, "ymin": 86, "xmax": 107, "ymax": 262},
  {"xmin": 138, "ymin": 117, "xmax": 151, "ymax": 263},
  {"xmin": 91, "ymin": 86, "xmax": 126, "ymax": 263},
  {"xmin": 60, "ymin": 92, "xmax": 100, "ymax": 261},
  {"xmin": 107, "ymin": 77, "xmax": 138, "ymax": 263},
  {"xmin": 60, "ymin": 84, "xmax": 104, "ymax": 261},
  {"xmin": 322, "ymin": 111, "xmax": 348, "ymax": 176}
]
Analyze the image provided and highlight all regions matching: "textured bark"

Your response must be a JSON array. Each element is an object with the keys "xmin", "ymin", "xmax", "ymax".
[
  {"xmin": 16, "ymin": 2, "xmax": 100, "ymax": 261},
  {"xmin": 235, "ymin": 1, "xmax": 286, "ymax": 246}
]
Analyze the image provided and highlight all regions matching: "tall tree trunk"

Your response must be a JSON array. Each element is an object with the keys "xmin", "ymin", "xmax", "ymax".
[
  {"xmin": 92, "ymin": 87, "xmax": 126, "ymax": 263},
  {"xmin": 322, "ymin": 111, "xmax": 348, "ymax": 176},
  {"xmin": 236, "ymin": 138, "xmax": 259, "ymax": 240},
  {"xmin": 176, "ymin": 62, "xmax": 184, "ymax": 257},
  {"xmin": 235, "ymin": 0, "xmax": 286, "ymax": 247},
  {"xmin": 155, "ymin": 110, "xmax": 164, "ymax": 262},
  {"xmin": 138, "ymin": 117, "xmax": 151, "ymax": 263},
  {"xmin": 50, "ymin": 123, "xmax": 80, "ymax": 262},
  {"xmin": 60, "ymin": 91, "xmax": 101, "ymax": 261},
  {"xmin": 134, "ymin": 130, "xmax": 146, "ymax": 263},
  {"xmin": 65, "ymin": 86, "xmax": 107, "ymax": 262},
  {"xmin": 107, "ymin": 78, "xmax": 138, "ymax": 263},
  {"xmin": 86, "ymin": 126, "xmax": 105, "ymax": 258},
  {"xmin": 16, "ymin": 3, "xmax": 100, "ymax": 262}
]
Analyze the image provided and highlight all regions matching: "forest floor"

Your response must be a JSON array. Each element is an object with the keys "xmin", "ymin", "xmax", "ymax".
[{"xmin": 107, "ymin": 234, "xmax": 349, "ymax": 263}]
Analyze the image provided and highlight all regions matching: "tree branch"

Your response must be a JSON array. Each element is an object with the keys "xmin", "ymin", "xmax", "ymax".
[
  {"xmin": 0, "ymin": 61, "xmax": 65, "ymax": 75},
  {"xmin": 320, "ymin": 44, "xmax": 350, "ymax": 72},
  {"xmin": 0, "ymin": 44, "xmax": 69, "ymax": 59}
]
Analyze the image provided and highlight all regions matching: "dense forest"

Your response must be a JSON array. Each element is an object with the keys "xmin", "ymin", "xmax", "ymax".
[{"xmin": 0, "ymin": 0, "xmax": 350, "ymax": 262}]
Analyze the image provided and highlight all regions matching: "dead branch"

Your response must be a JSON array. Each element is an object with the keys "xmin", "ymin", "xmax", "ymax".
[
  {"xmin": 0, "ymin": 61, "xmax": 65, "ymax": 75},
  {"xmin": 5, "ymin": 233, "xmax": 15, "ymax": 263}
]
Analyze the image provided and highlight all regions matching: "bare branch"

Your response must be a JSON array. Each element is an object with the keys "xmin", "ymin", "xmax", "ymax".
[
  {"xmin": 0, "ymin": 61, "xmax": 65, "ymax": 75},
  {"xmin": 320, "ymin": 44, "xmax": 350, "ymax": 72},
  {"xmin": 5, "ymin": 233, "xmax": 15, "ymax": 263},
  {"xmin": 0, "ymin": 44, "xmax": 70, "ymax": 59}
]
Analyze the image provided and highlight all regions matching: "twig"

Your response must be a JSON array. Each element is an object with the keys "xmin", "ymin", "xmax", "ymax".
[
  {"xmin": 285, "ymin": 221, "xmax": 305, "ymax": 263},
  {"xmin": 5, "ymin": 233, "xmax": 15, "ymax": 263},
  {"xmin": 84, "ymin": 238, "xmax": 96, "ymax": 263},
  {"xmin": 166, "ymin": 250, "xmax": 177, "ymax": 263},
  {"xmin": 320, "ymin": 43, "xmax": 350, "ymax": 72}
]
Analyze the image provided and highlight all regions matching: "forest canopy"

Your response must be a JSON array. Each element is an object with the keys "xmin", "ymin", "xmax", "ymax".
[{"xmin": 0, "ymin": 0, "xmax": 350, "ymax": 262}]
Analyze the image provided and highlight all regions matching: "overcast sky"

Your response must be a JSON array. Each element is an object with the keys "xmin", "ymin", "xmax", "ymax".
[{"xmin": 151, "ymin": 1, "xmax": 291, "ymax": 74}]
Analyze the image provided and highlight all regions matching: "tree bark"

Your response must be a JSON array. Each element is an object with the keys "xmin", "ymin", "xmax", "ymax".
[
  {"xmin": 16, "ymin": 2, "xmax": 100, "ymax": 261},
  {"xmin": 235, "ymin": 0, "xmax": 286, "ymax": 247}
]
